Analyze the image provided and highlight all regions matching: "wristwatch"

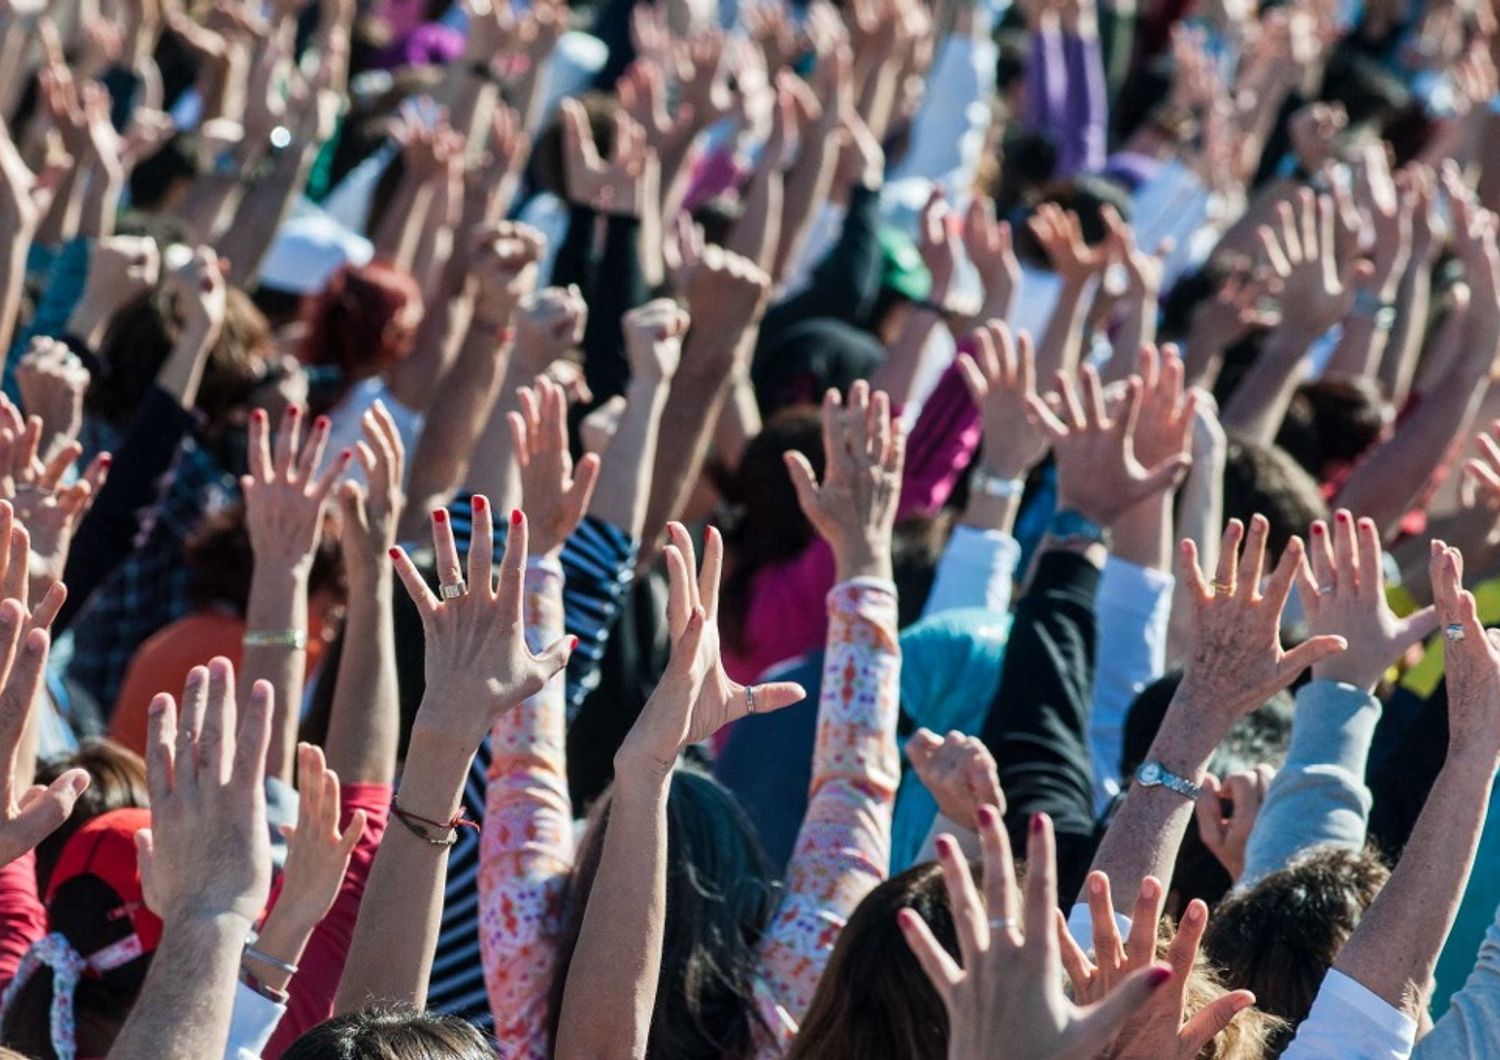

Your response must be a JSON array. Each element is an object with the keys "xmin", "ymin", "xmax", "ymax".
[
  {"xmin": 1047, "ymin": 508, "xmax": 1111, "ymax": 549},
  {"xmin": 1135, "ymin": 761, "xmax": 1202, "ymax": 801}
]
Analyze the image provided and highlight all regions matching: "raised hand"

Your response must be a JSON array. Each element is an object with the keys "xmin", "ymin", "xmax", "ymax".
[
  {"xmin": 1296, "ymin": 510, "xmax": 1437, "ymax": 691},
  {"xmin": 469, "ymin": 221, "xmax": 546, "ymax": 330},
  {"xmin": 1129, "ymin": 344, "xmax": 1198, "ymax": 478},
  {"xmin": 138, "ymin": 658, "xmax": 274, "ymax": 926},
  {"xmin": 682, "ymin": 243, "xmax": 771, "ymax": 341},
  {"xmin": 1103, "ymin": 206, "xmax": 1170, "ymax": 299},
  {"xmin": 15, "ymin": 337, "xmax": 90, "ymax": 462},
  {"xmin": 0, "ymin": 408, "xmax": 109, "ymax": 587},
  {"xmin": 901, "ymin": 810, "xmax": 1172, "ymax": 1060},
  {"xmin": 337, "ymin": 401, "xmax": 406, "ymax": 573},
  {"xmin": 964, "ymin": 197, "xmax": 1021, "ymax": 324},
  {"xmin": 1057, "ymin": 875, "xmax": 1256, "ymax": 1058},
  {"xmin": 919, "ymin": 188, "xmax": 960, "ymax": 311},
  {"xmin": 1256, "ymin": 189, "xmax": 1369, "ymax": 337},
  {"xmin": 957, "ymin": 320, "xmax": 1048, "ymax": 480},
  {"xmin": 510, "ymin": 283, "xmax": 587, "ymax": 377},
  {"xmin": 273, "ymin": 743, "xmax": 365, "ymax": 933},
  {"xmin": 243, "ymin": 406, "xmax": 349, "ymax": 573},
  {"xmin": 623, "ymin": 298, "xmax": 689, "ymax": 385},
  {"xmin": 674, "ymin": 28, "xmax": 736, "ymax": 129},
  {"xmin": 1179, "ymin": 516, "xmax": 1347, "ymax": 719},
  {"xmin": 560, "ymin": 100, "xmax": 659, "ymax": 217},
  {"xmin": 1027, "ymin": 366, "xmax": 1190, "ymax": 527},
  {"xmin": 0, "ymin": 612, "xmax": 86, "ymax": 867},
  {"xmin": 67, "ymin": 234, "xmax": 161, "ymax": 347},
  {"xmin": 391, "ymin": 501, "xmax": 573, "ymax": 751},
  {"xmin": 1029, "ymin": 203, "xmax": 1109, "ymax": 286},
  {"xmin": 508, "ymin": 376, "xmax": 600, "ymax": 557},
  {"xmin": 617, "ymin": 524, "xmax": 805, "ymax": 774},
  {"xmin": 784, "ymin": 381, "xmax": 904, "ymax": 582},
  {"xmin": 906, "ymin": 728, "xmax": 1004, "ymax": 830},
  {"xmin": 1194, "ymin": 766, "xmax": 1274, "ymax": 881},
  {"xmin": 1428, "ymin": 542, "xmax": 1500, "ymax": 765}
]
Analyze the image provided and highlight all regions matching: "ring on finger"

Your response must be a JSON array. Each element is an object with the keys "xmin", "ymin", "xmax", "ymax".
[
  {"xmin": 439, "ymin": 579, "xmax": 469, "ymax": 600},
  {"xmin": 745, "ymin": 685, "xmax": 758, "ymax": 714},
  {"xmin": 1446, "ymin": 623, "xmax": 1466, "ymax": 642},
  {"xmin": 987, "ymin": 916, "xmax": 1015, "ymax": 932},
  {"xmin": 1318, "ymin": 584, "xmax": 1335, "ymax": 596},
  {"xmin": 1212, "ymin": 580, "xmax": 1234, "ymax": 595}
]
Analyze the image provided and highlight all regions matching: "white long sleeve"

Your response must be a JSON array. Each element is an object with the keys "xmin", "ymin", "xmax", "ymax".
[
  {"xmin": 1280, "ymin": 970, "xmax": 1416, "ymax": 1060},
  {"xmin": 922, "ymin": 525, "xmax": 1022, "ymax": 617}
]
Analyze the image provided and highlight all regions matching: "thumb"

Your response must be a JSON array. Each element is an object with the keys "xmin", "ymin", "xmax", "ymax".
[
  {"xmin": 1138, "ymin": 454, "xmax": 1193, "ymax": 498},
  {"xmin": 745, "ymin": 681, "xmax": 805, "ymax": 715},
  {"xmin": 535, "ymin": 634, "xmax": 578, "ymax": 683},
  {"xmin": 12, "ymin": 769, "xmax": 87, "ymax": 852},
  {"xmin": 1278, "ymin": 634, "xmax": 1349, "ymax": 683},
  {"xmin": 1194, "ymin": 772, "xmax": 1224, "ymax": 845},
  {"xmin": 1395, "ymin": 605, "xmax": 1440, "ymax": 652},
  {"xmin": 783, "ymin": 451, "xmax": 821, "ymax": 518},
  {"xmin": 1072, "ymin": 965, "xmax": 1174, "ymax": 1056},
  {"xmin": 1180, "ymin": 989, "xmax": 1256, "ymax": 1053}
]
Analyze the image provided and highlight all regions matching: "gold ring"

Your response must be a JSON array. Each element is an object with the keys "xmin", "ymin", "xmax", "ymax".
[{"xmin": 1212, "ymin": 580, "xmax": 1235, "ymax": 595}]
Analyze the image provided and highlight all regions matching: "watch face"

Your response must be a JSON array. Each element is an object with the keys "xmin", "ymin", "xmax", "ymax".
[{"xmin": 1139, "ymin": 763, "xmax": 1161, "ymax": 784}]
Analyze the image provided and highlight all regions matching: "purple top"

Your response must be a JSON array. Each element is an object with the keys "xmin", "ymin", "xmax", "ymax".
[{"xmin": 1025, "ymin": 27, "xmax": 1109, "ymax": 178}]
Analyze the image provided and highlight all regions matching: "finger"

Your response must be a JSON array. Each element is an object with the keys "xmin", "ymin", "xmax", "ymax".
[
  {"xmin": 145, "ymin": 694, "xmax": 176, "ymax": 802},
  {"xmin": 564, "ymin": 453, "xmax": 602, "ymax": 533},
  {"xmin": 1080, "ymin": 366, "xmax": 1108, "ymax": 429},
  {"xmin": 819, "ymin": 388, "xmax": 842, "ymax": 470},
  {"xmin": 390, "ymin": 545, "xmax": 439, "ymax": 620},
  {"xmin": 2, "ymin": 524, "xmax": 26, "ymax": 606},
  {"xmin": 1396, "ymin": 604, "xmax": 1440, "ymax": 652},
  {"xmin": 667, "ymin": 521, "xmax": 702, "ymax": 613},
  {"xmin": 1180, "ymin": 990, "xmax": 1257, "ymax": 1054},
  {"xmin": 1057, "ymin": 371, "xmax": 1087, "ymax": 430},
  {"xmin": 498, "ymin": 508, "xmax": 528, "ymax": 628},
  {"xmin": 1264, "ymin": 535, "xmax": 1308, "ymax": 616},
  {"xmin": 297, "ymin": 414, "xmax": 332, "ymax": 485},
  {"xmin": 1308, "ymin": 520, "xmax": 1335, "ymax": 592},
  {"xmin": 1076, "ymin": 965, "xmax": 1175, "ymax": 1056},
  {"xmin": 29, "ymin": 581, "xmax": 66, "ymax": 632},
  {"xmin": 936, "ymin": 832, "xmax": 987, "ymax": 963},
  {"xmin": 699, "ymin": 525, "xmax": 723, "ymax": 621},
  {"xmin": 198, "ymin": 656, "xmax": 238, "ymax": 787},
  {"xmin": 1126, "ymin": 876, "xmax": 1165, "ymax": 964},
  {"xmin": 10, "ymin": 769, "xmax": 88, "ymax": 854},
  {"xmin": 339, "ymin": 808, "xmax": 368, "ymax": 856},
  {"xmin": 976, "ymin": 803, "xmax": 1019, "ymax": 937},
  {"xmin": 897, "ymin": 907, "xmax": 961, "ymax": 993},
  {"xmin": 232, "ymin": 678, "xmax": 274, "ymax": 788},
  {"xmin": 250, "ymin": 408, "xmax": 272, "ymax": 480},
  {"xmin": 1056, "ymin": 908, "xmax": 1094, "ymax": 990},
  {"xmin": 40, "ymin": 440, "xmax": 81, "ymax": 489},
  {"xmin": 1278, "ymin": 634, "xmax": 1349, "ymax": 683},
  {"xmin": 312, "ymin": 445, "xmax": 353, "ymax": 503},
  {"xmin": 176, "ymin": 665, "xmax": 209, "ymax": 791},
  {"xmin": 1355, "ymin": 516, "xmax": 1384, "ymax": 602},
  {"xmin": 1023, "ymin": 813, "xmax": 1058, "ymax": 952},
  {"xmin": 274, "ymin": 406, "xmax": 302, "ymax": 480},
  {"xmin": 468, "ymin": 495, "xmax": 495, "ymax": 597},
  {"xmin": 1332, "ymin": 509, "xmax": 1359, "ymax": 597},
  {"xmin": 1214, "ymin": 518, "xmax": 1245, "ymax": 596},
  {"xmin": 1195, "ymin": 773, "xmax": 1226, "ymax": 847},
  {"xmin": 1236, "ymin": 513, "xmax": 1269, "ymax": 600},
  {"xmin": 956, "ymin": 353, "xmax": 987, "ymax": 403},
  {"xmin": 1086, "ymin": 871, "xmax": 1124, "ymax": 967},
  {"xmin": 431, "ymin": 507, "xmax": 462, "ymax": 590},
  {"xmin": 1168, "ymin": 899, "xmax": 1209, "ymax": 979},
  {"xmin": 906, "ymin": 727, "xmax": 942, "ymax": 768},
  {"xmin": 1181, "ymin": 538, "xmax": 1213, "ymax": 602},
  {"xmin": 784, "ymin": 451, "xmax": 821, "ymax": 520},
  {"xmin": 745, "ymin": 681, "xmax": 806, "ymax": 714}
]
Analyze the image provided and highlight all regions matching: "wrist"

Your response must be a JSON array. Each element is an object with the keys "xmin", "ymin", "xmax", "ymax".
[
  {"xmin": 395, "ymin": 726, "xmax": 474, "ymax": 821},
  {"xmin": 611, "ymin": 747, "xmax": 676, "ymax": 793},
  {"xmin": 833, "ymin": 540, "xmax": 894, "ymax": 584}
]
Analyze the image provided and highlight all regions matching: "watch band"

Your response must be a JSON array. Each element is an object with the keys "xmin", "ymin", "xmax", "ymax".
[
  {"xmin": 1046, "ymin": 507, "xmax": 1112, "ymax": 549},
  {"xmin": 972, "ymin": 467, "xmax": 1026, "ymax": 498},
  {"xmin": 1135, "ymin": 760, "xmax": 1202, "ymax": 801}
]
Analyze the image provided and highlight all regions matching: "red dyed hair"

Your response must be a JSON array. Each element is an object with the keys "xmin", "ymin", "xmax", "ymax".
[{"xmin": 299, "ymin": 260, "xmax": 423, "ymax": 385}]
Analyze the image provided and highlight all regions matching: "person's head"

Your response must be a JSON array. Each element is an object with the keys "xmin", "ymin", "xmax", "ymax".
[
  {"xmin": 720, "ymin": 407, "xmax": 823, "ymax": 651},
  {"xmin": 751, "ymin": 320, "xmax": 885, "ymax": 417},
  {"xmin": 550, "ymin": 766, "xmax": 779, "ymax": 1059},
  {"xmin": 299, "ymin": 261, "xmax": 423, "ymax": 393},
  {"xmin": 1, "ymin": 809, "xmax": 160, "ymax": 1060},
  {"xmin": 1276, "ymin": 375, "xmax": 1393, "ymax": 483},
  {"xmin": 125, "ymin": 132, "xmax": 200, "ymax": 214},
  {"xmin": 1012, "ymin": 176, "xmax": 1132, "ymax": 268},
  {"xmin": 283, "ymin": 1005, "xmax": 495, "ymax": 1059},
  {"xmin": 184, "ymin": 502, "xmax": 345, "ymax": 616},
  {"xmin": 1205, "ymin": 847, "xmax": 1389, "ymax": 1055},
  {"xmin": 1221, "ymin": 436, "xmax": 1332, "ymax": 557},
  {"xmin": 87, "ymin": 283, "xmax": 273, "ymax": 441},
  {"xmin": 32, "ymin": 741, "xmax": 149, "ymax": 894},
  {"xmin": 786, "ymin": 862, "xmax": 952, "ymax": 1060}
]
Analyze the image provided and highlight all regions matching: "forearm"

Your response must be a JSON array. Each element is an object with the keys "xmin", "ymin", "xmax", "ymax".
[
  {"xmin": 1322, "ymin": 311, "xmax": 1390, "ymax": 381},
  {"xmin": 712, "ymin": 376, "xmax": 761, "ymax": 475},
  {"xmin": 1380, "ymin": 263, "xmax": 1430, "ymax": 406},
  {"xmin": 725, "ymin": 162, "xmax": 782, "ymax": 275},
  {"xmin": 240, "ymin": 567, "xmax": 310, "ymax": 784},
  {"xmin": 554, "ymin": 764, "xmax": 669, "ymax": 1060},
  {"xmin": 107, "ymin": 912, "xmax": 250, "ymax": 1060},
  {"xmin": 1104, "ymin": 291, "xmax": 1156, "ymax": 385},
  {"xmin": 773, "ymin": 134, "xmax": 839, "ymax": 285},
  {"xmin": 1035, "ymin": 278, "xmax": 1090, "ymax": 381},
  {"xmin": 641, "ymin": 346, "xmax": 737, "ymax": 548},
  {"xmin": 219, "ymin": 143, "xmax": 321, "ymax": 289},
  {"xmin": 371, "ymin": 181, "xmax": 430, "ymax": 273},
  {"xmin": 1111, "ymin": 494, "xmax": 1171, "ymax": 572},
  {"xmin": 322, "ymin": 569, "xmax": 398, "ymax": 784},
  {"xmin": 0, "ymin": 233, "xmax": 32, "ymax": 361},
  {"xmin": 245, "ymin": 900, "xmax": 321, "ymax": 995},
  {"xmin": 76, "ymin": 165, "xmax": 122, "ymax": 241},
  {"xmin": 1333, "ymin": 752, "xmax": 1495, "ymax": 1015},
  {"xmin": 1166, "ymin": 454, "xmax": 1222, "ymax": 667},
  {"xmin": 588, "ymin": 377, "xmax": 668, "ymax": 539},
  {"xmin": 334, "ymin": 726, "xmax": 468, "ymax": 1013},
  {"xmin": 156, "ymin": 328, "xmax": 214, "ymax": 409},
  {"xmin": 402, "ymin": 326, "xmax": 512, "ymax": 530},
  {"xmin": 0, "ymin": 18, "xmax": 29, "ymax": 120},
  {"xmin": 871, "ymin": 306, "xmax": 942, "ymax": 409},
  {"xmin": 1219, "ymin": 325, "xmax": 1319, "ymax": 446}
]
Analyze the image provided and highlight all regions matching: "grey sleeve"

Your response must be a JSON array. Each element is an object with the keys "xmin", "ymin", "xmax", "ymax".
[
  {"xmin": 1238, "ymin": 681, "xmax": 1379, "ymax": 890},
  {"xmin": 1416, "ymin": 902, "xmax": 1500, "ymax": 1058}
]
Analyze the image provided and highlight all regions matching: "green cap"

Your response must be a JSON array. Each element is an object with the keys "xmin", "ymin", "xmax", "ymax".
[{"xmin": 877, "ymin": 226, "xmax": 932, "ymax": 302}]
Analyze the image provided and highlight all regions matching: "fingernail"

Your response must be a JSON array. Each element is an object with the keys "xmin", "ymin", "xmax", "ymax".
[
  {"xmin": 1336, "ymin": 510, "xmax": 1350, "ymax": 523},
  {"xmin": 1141, "ymin": 877, "xmax": 1159, "ymax": 899},
  {"xmin": 252, "ymin": 409, "xmax": 266, "ymax": 424},
  {"xmin": 1311, "ymin": 523, "xmax": 1323, "ymax": 535},
  {"xmin": 69, "ymin": 773, "xmax": 87, "ymax": 794},
  {"xmin": 568, "ymin": 635, "xmax": 579, "ymax": 651},
  {"xmin": 339, "ymin": 448, "xmax": 352, "ymax": 463},
  {"xmin": 1186, "ymin": 902, "xmax": 1204, "ymax": 923},
  {"xmin": 432, "ymin": 509, "xmax": 447, "ymax": 525},
  {"xmin": 287, "ymin": 405, "xmax": 300, "ymax": 418},
  {"xmin": 1030, "ymin": 813, "xmax": 1044, "ymax": 835},
  {"xmin": 511, "ymin": 509, "xmax": 522, "ymax": 526},
  {"xmin": 388, "ymin": 547, "xmax": 401, "ymax": 560},
  {"xmin": 1148, "ymin": 966, "xmax": 1173, "ymax": 987},
  {"xmin": 976, "ymin": 805, "xmax": 996, "ymax": 827},
  {"xmin": 472, "ymin": 495, "xmax": 487, "ymax": 512},
  {"xmin": 98, "ymin": 454, "xmax": 111, "ymax": 468},
  {"xmin": 1090, "ymin": 875, "xmax": 1104, "ymax": 895},
  {"xmin": 315, "ymin": 415, "xmax": 330, "ymax": 431},
  {"xmin": 935, "ymin": 835, "xmax": 953, "ymax": 857}
]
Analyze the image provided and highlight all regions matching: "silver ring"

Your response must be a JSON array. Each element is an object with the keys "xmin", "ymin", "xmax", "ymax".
[
  {"xmin": 439, "ymin": 580, "xmax": 469, "ymax": 600},
  {"xmin": 1318, "ymin": 585, "xmax": 1335, "ymax": 596},
  {"xmin": 1446, "ymin": 623, "xmax": 1467, "ymax": 642},
  {"xmin": 988, "ymin": 917, "xmax": 1014, "ymax": 932},
  {"xmin": 744, "ymin": 685, "xmax": 758, "ymax": 714}
]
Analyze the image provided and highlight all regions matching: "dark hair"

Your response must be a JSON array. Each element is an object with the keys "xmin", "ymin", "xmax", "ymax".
[
  {"xmin": 283, "ymin": 1005, "xmax": 496, "ymax": 1059},
  {"xmin": 86, "ymin": 286, "xmax": 271, "ymax": 437},
  {"xmin": 185, "ymin": 503, "xmax": 344, "ymax": 613},
  {"xmin": 1011, "ymin": 176, "xmax": 1132, "ymax": 268},
  {"xmin": 1205, "ymin": 847, "xmax": 1389, "ymax": 1055},
  {"xmin": 786, "ymin": 862, "xmax": 953, "ymax": 1060},
  {"xmin": 33, "ymin": 741, "xmax": 149, "ymax": 894},
  {"xmin": 1276, "ymin": 375, "xmax": 1392, "ymax": 482},
  {"xmin": 526, "ymin": 92, "xmax": 617, "ymax": 203},
  {"xmin": 125, "ymin": 132, "xmax": 199, "ymax": 213},
  {"xmin": 720, "ymin": 407, "xmax": 823, "ymax": 653},
  {"xmin": 550, "ymin": 767, "xmax": 779, "ymax": 1059},
  {"xmin": 1221, "ymin": 437, "xmax": 1331, "ymax": 557}
]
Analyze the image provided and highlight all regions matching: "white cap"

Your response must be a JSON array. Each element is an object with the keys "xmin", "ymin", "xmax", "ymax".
[{"xmin": 258, "ymin": 200, "xmax": 375, "ymax": 295}]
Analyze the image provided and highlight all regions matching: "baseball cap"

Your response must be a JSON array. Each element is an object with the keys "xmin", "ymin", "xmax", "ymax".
[{"xmin": 44, "ymin": 808, "xmax": 161, "ymax": 981}]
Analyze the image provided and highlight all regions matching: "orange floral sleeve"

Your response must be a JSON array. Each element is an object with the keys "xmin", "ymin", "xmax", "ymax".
[
  {"xmin": 753, "ymin": 579, "xmax": 902, "ymax": 1054},
  {"xmin": 480, "ymin": 558, "xmax": 573, "ymax": 1058}
]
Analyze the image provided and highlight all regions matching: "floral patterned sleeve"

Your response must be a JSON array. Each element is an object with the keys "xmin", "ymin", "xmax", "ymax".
[
  {"xmin": 753, "ymin": 578, "xmax": 902, "ymax": 1051},
  {"xmin": 480, "ymin": 556, "xmax": 574, "ymax": 1058}
]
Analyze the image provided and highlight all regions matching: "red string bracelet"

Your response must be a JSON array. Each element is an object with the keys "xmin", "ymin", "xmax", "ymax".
[{"xmin": 391, "ymin": 796, "xmax": 480, "ymax": 836}]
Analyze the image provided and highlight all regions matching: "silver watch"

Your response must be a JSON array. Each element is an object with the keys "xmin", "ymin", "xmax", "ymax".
[{"xmin": 1135, "ymin": 761, "xmax": 1201, "ymax": 800}]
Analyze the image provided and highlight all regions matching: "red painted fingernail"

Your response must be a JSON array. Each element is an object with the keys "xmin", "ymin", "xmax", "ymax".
[
  {"xmin": 339, "ymin": 448, "xmax": 352, "ymax": 463},
  {"xmin": 472, "ymin": 495, "xmax": 487, "ymax": 512},
  {"xmin": 1336, "ymin": 510, "xmax": 1350, "ymax": 523},
  {"xmin": 388, "ymin": 547, "xmax": 401, "ymax": 560},
  {"xmin": 1311, "ymin": 523, "xmax": 1323, "ymax": 535},
  {"xmin": 1148, "ymin": 966, "xmax": 1173, "ymax": 987},
  {"xmin": 511, "ymin": 509, "xmax": 522, "ymax": 526},
  {"xmin": 976, "ymin": 805, "xmax": 996, "ymax": 827},
  {"xmin": 287, "ymin": 405, "xmax": 300, "ymax": 418},
  {"xmin": 315, "ymin": 415, "xmax": 330, "ymax": 431},
  {"xmin": 433, "ymin": 509, "xmax": 447, "ymax": 524},
  {"xmin": 252, "ymin": 409, "xmax": 266, "ymax": 424},
  {"xmin": 98, "ymin": 454, "xmax": 111, "ymax": 468},
  {"xmin": 569, "ymin": 635, "xmax": 579, "ymax": 651},
  {"xmin": 1030, "ymin": 813, "xmax": 1044, "ymax": 834}
]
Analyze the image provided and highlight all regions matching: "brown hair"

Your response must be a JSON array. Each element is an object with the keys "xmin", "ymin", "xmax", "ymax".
[
  {"xmin": 1205, "ymin": 847, "xmax": 1389, "ymax": 1055},
  {"xmin": 33, "ymin": 740, "xmax": 149, "ymax": 894},
  {"xmin": 282, "ymin": 1005, "xmax": 494, "ymax": 1059}
]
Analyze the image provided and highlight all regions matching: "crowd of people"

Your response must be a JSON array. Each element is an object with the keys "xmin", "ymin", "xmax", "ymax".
[{"xmin": 0, "ymin": 0, "xmax": 1493, "ymax": 1054}]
